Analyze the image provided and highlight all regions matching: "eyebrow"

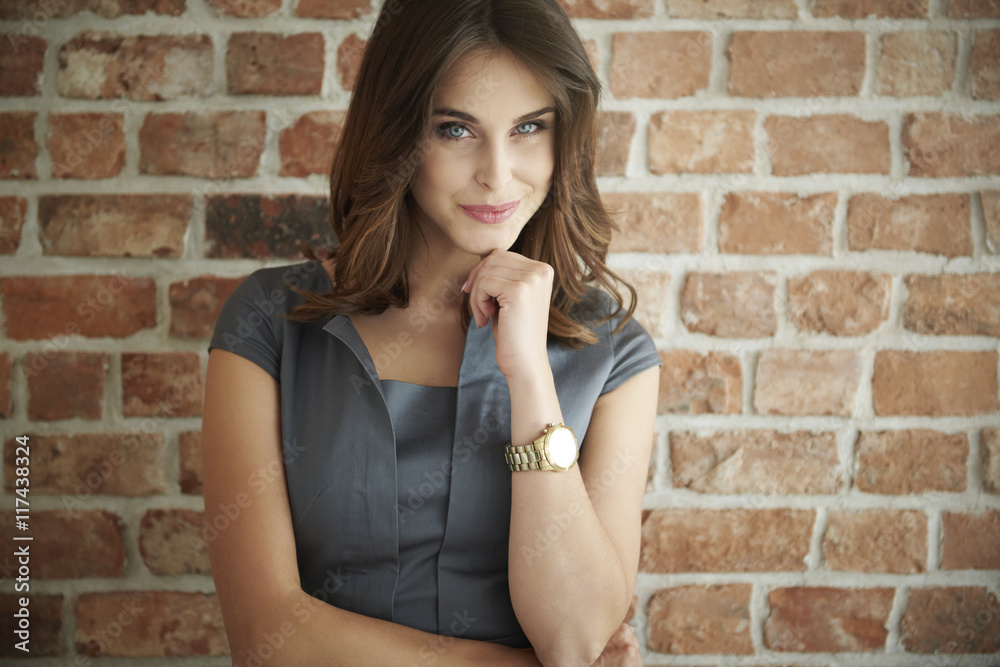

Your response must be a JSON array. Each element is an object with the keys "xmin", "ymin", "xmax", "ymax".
[{"xmin": 431, "ymin": 106, "xmax": 556, "ymax": 125}]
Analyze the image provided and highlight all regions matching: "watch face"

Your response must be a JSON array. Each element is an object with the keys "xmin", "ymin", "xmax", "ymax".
[{"xmin": 545, "ymin": 427, "xmax": 578, "ymax": 471}]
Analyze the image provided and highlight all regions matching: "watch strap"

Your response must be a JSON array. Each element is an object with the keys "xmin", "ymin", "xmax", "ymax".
[
  {"xmin": 504, "ymin": 422, "xmax": 577, "ymax": 472},
  {"xmin": 505, "ymin": 443, "xmax": 554, "ymax": 471}
]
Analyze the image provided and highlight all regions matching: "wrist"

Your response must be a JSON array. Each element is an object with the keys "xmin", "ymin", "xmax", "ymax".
[
  {"xmin": 506, "ymin": 369, "xmax": 563, "ymax": 450},
  {"xmin": 502, "ymin": 362, "xmax": 554, "ymax": 394}
]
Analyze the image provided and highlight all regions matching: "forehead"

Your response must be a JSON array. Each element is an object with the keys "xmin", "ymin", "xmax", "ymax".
[{"xmin": 433, "ymin": 50, "xmax": 553, "ymax": 115}]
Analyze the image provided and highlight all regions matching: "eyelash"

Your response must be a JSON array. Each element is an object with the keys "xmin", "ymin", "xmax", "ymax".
[{"xmin": 434, "ymin": 121, "xmax": 548, "ymax": 142}]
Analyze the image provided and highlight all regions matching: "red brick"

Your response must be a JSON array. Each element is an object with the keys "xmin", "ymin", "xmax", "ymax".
[
  {"xmin": 788, "ymin": 271, "xmax": 890, "ymax": 336},
  {"xmin": 24, "ymin": 350, "xmax": 108, "ymax": 420},
  {"xmin": 75, "ymin": 592, "xmax": 227, "ymax": 657},
  {"xmin": 972, "ymin": 30, "xmax": 1000, "ymax": 101},
  {"xmin": 295, "ymin": 0, "xmax": 372, "ymax": 18},
  {"xmin": 680, "ymin": 271, "xmax": 777, "ymax": 337},
  {"xmin": 0, "ymin": 353, "xmax": 10, "ymax": 417},
  {"xmin": 872, "ymin": 350, "xmax": 999, "ymax": 416},
  {"xmin": 0, "ymin": 274, "xmax": 157, "ymax": 340},
  {"xmin": 755, "ymin": 350, "xmax": 861, "ymax": 416},
  {"xmin": 847, "ymin": 193, "xmax": 972, "ymax": 257},
  {"xmin": 904, "ymin": 273, "xmax": 1000, "ymax": 336},
  {"xmin": 0, "ymin": 111, "xmax": 38, "ymax": 179},
  {"xmin": 904, "ymin": 113, "xmax": 1000, "ymax": 177},
  {"xmin": 669, "ymin": 0, "xmax": 797, "ymax": 17},
  {"xmin": 558, "ymin": 0, "xmax": 654, "ymax": 17},
  {"xmin": 719, "ymin": 192, "xmax": 836, "ymax": 255},
  {"xmin": 3, "ymin": 433, "xmax": 167, "ymax": 497},
  {"xmin": 209, "ymin": 0, "xmax": 280, "ymax": 16},
  {"xmin": 179, "ymin": 430, "xmax": 203, "ymax": 494},
  {"xmin": 985, "ymin": 191, "xmax": 1000, "ymax": 253},
  {"xmin": 122, "ymin": 352, "xmax": 203, "ymax": 417},
  {"xmin": 657, "ymin": 350, "xmax": 741, "ymax": 414},
  {"xmin": 605, "ymin": 192, "xmax": 701, "ymax": 253},
  {"xmin": 765, "ymin": 587, "xmax": 894, "ymax": 652},
  {"xmin": 824, "ymin": 509, "xmax": 927, "ymax": 574},
  {"xmin": 855, "ymin": 430, "xmax": 968, "ymax": 494},
  {"xmin": 337, "ymin": 33, "xmax": 366, "ymax": 92},
  {"xmin": 671, "ymin": 430, "xmax": 840, "ymax": 494},
  {"xmin": 766, "ymin": 115, "xmax": 890, "ymax": 175},
  {"xmin": 0, "ymin": 0, "xmax": 184, "ymax": 19},
  {"xmin": 901, "ymin": 587, "xmax": 1000, "ymax": 653},
  {"xmin": 58, "ymin": 32, "xmax": 212, "ymax": 100},
  {"xmin": 984, "ymin": 428, "xmax": 1000, "ymax": 494},
  {"xmin": 879, "ymin": 31, "xmax": 957, "ymax": 97},
  {"xmin": 0, "ymin": 34, "xmax": 45, "ymax": 96},
  {"xmin": 649, "ymin": 110, "xmax": 755, "ymax": 174},
  {"xmin": 0, "ymin": 594, "xmax": 62, "ymax": 657},
  {"xmin": 611, "ymin": 32, "xmax": 712, "ymax": 99},
  {"xmin": 169, "ymin": 275, "xmax": 245, "ymax": 339},
  {"xmin": 0, "ymin": 511, "xmax": 124, "ymax": 578},
  {"xmin": 813, "ymin": 0, "xmax": 928, "ymax": 17},
  {"xmin": 729, "ymin": 32, "xmax": 865, "ymax": 98},
  {"xmin": 49, "ymin": 113, "xmax": 125, "ymax": 179},
  {"xmin": 0, "ymin": 196, "xmax": 26, "ymax": 254},
  {"xmin": 139, "ymin": 111, "xmax": 266, "ymax": 178},
  {"xmin": 227, "ymin": 32, "xmax": 324, "ymax": 96},
  {"xmin": 612, "ymin": 269, "xmax": 669, "ymax": 337},
  {"xmin": 279, "ymin": 110, "xmax": 345, "ymax": 177},
  {"xmin": 640, "ymin": 508, "xmax": 813, "ymax": 572},
  {"xmin": 941, "ymin": 511, "xmax": 1000, "ymax": 570},
  {"xmin": 949, "ymin": 0, "xmax": 1000, "ymax": 17},
  {"xmin": 647, "ymin": 585, "xmax": 753, "ymax": 654},
  {"xmin": 595, "ymin": 111, "xmax": 635, "ymax": 176},
  {"xmin": 205, "ymin": 194, "xmax": 332, "ymax": 259},
  {"xmin": 140, "ymin": 509, "xmax": 210, "ymax": 575},
  {"xmin": 39, "ymin": 194, "xmax": 189, "ymax": 257}
]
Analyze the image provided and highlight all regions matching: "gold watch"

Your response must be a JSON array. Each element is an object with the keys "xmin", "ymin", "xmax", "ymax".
[{"xmin": 505, "ymin": 422, "xmax": 579, "ymax": 472}]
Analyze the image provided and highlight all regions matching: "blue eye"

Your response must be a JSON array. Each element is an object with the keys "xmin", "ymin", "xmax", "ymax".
[
  {"xmin": 515, "ymin": 122, "xmax": 538, "ymax": 134},
  {"xmin": 437, "ymin": 123, "xmax": 471, "ymax": 140}
]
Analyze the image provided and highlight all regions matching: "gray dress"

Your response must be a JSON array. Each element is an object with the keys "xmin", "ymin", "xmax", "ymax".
[
  {"xmin": 384, "ymin": 379, "xmax": 457, "ymax": 633},
  {"xmin": 208, "ymin": 260, "xmax": 661, "ymax": 647}
]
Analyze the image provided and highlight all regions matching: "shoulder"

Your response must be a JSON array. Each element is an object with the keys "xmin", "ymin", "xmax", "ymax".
[
  {"xmin": 571, "ymin": 286, "xmax": 661, "ymax": 395},
  {"xmin": 208, "ymin": 260, "xmax": 332, "ymax": 372},
  {"xmin": 240, "ymin": 260, "xmax": 331, "ymax": 306},
  {"xmin": 571, "ymin": 287, "xmax": 638, "ymax": 341}
]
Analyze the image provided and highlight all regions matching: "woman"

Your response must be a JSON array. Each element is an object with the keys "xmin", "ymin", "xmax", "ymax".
[{"xmin": 202, "ymin": 0, "xmax": 660, "ymax": 664}]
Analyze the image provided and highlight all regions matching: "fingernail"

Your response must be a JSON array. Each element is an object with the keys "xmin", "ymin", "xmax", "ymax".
[{"xmin": 461, "ymin": 280, "xmax": 468, "ymax": 292}]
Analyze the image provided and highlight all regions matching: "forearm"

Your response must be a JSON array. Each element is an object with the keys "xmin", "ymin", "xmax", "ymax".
[
  {"xmin": 506, "ymin": 370, "xmax": 632, "ymax": 667},
  {"xmin": 228, "ymin": 588, "xmax": 541, "ymax": 667}
]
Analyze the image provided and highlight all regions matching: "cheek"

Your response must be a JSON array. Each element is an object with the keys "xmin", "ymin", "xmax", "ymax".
[
  {"xmin": 526, "ymin": 142, "xmax": 555, "ymax": 188},
  {"xmin": 415, "ymin": 148, "xmax": 471, "ymax": 198}
]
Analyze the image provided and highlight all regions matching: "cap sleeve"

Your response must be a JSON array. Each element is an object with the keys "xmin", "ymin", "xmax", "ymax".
[
  {"xmin": 208, "ymin": 271, "xmax": 282, "ymax": 383},
  {"xmin": 600, "ymin": 303, "xmax": 661, "ymax": 396}
]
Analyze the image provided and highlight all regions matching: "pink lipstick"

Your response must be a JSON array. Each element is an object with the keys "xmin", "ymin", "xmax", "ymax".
[{"xmin": 460, "ymin": 200, "xmax": 520, "ymax": 224}]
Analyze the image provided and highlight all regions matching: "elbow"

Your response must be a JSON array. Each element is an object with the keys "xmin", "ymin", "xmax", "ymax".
[{"xmin": 533, "ymin": 633, "xmax": 607, "ymax": 667}]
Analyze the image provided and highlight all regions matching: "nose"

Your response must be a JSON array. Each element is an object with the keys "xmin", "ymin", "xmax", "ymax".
[{"xmin": 476, "ymin": 140, "xmax": 513, "ymax": 192}]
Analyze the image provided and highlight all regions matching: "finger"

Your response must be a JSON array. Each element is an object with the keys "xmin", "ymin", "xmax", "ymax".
[
  {"xmin": 468, "ymin": 266, "xmax": 536, "ymax": 327},
  {"xmin": 473, "ymin": 266, "xmax": 537, "ymax": 299},
  {"xmin": 473, "ymin": 274, "xmax": 535, "ymax": 317},
  {"xmin": 463, "ymin": 252, "xmax": 500, "ymax": 327}
]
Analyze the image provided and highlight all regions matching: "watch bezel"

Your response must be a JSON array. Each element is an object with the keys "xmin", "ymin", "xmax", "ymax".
[{"xmin": 542, "ymin": 424, "xmax": 578, "ymax": 472}]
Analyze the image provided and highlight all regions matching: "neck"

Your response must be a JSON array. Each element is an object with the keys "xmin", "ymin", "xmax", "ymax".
[{"xmin": 404, "ymin": 240, "xmax": 476, "ymax": 313}]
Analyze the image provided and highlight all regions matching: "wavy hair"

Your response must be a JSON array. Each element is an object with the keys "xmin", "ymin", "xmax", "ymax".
[{"xmin": 285, "ymin": 0, "xmax": 636, "ymax": 348}]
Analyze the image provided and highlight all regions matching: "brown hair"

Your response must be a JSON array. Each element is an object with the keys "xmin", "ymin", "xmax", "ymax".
[{"xmin": 286, "ymin": 0, "xmax": 636, "ymax": 348}]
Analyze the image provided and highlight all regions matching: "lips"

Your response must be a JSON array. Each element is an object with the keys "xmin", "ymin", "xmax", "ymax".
[{"xmin": 460, "ymin": 200, "xmax": 520, "ymax": 224}]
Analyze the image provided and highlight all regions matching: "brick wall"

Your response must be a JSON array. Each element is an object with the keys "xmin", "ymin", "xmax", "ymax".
[{"xmin": 1, "ymin": 0, "xmax": 998, "ymax": 663}]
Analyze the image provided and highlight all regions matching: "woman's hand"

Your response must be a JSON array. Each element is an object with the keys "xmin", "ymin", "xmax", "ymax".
[
  {"xmin": 590, "ymin": 623, "xmax": 642, "ymax": 666},
  {"xmin": 463, "ymin": 249, "xmax": 554, "ymax": 381}
]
